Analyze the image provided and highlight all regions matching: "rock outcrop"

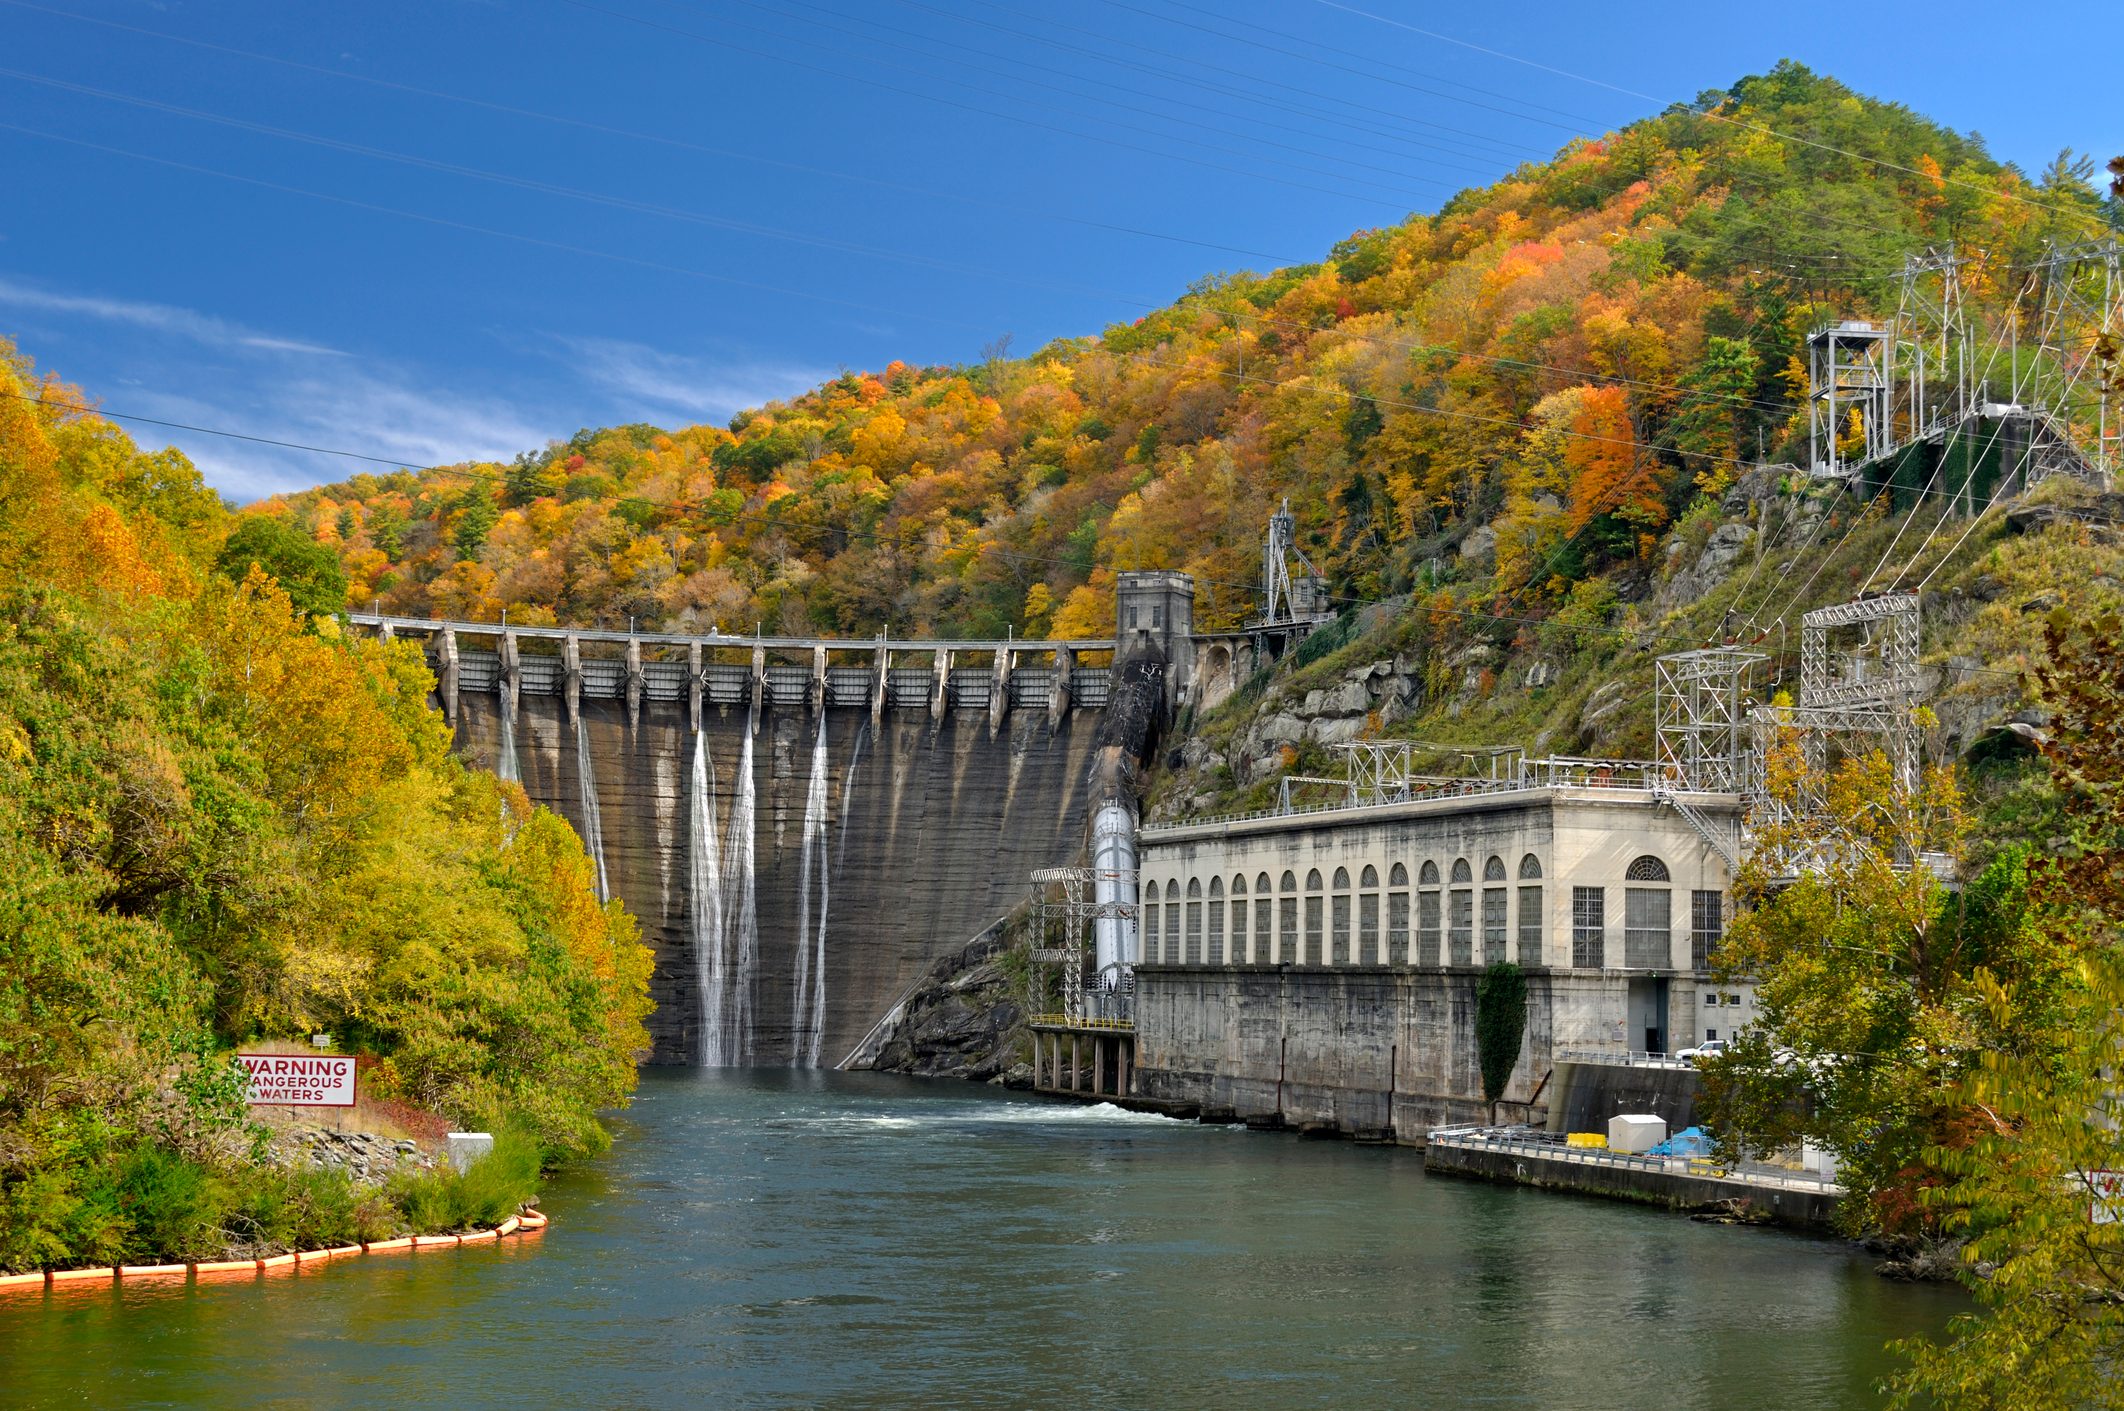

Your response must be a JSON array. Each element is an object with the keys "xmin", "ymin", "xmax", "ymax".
[{"xmin": 865, "ymin": 926, "xmax": 1033, "ymax": 1086}]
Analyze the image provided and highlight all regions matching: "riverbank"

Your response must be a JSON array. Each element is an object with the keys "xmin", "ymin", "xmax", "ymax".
[
  {"xmin": 0, "ymin": 1210, "xmax": 550, "ymax": 1294},
  {"xmin": 0, "ymin": 1070, "xmax": 1960, "ymax": 1410}
]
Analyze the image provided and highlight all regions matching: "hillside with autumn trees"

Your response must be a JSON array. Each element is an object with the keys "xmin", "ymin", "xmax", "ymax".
[
  {"xmin": 0, "ymin": 344, "xmax": 653, "ymax": 1273},
  {"xmin": 265, "ymin": 63, "xmax": 2115, "ymax": 653}
]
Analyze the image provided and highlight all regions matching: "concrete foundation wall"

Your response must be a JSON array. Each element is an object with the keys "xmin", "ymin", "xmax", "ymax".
[{"xmin": 1131, "ymin": 964, "xmax": 1619, "ymax": 1137}]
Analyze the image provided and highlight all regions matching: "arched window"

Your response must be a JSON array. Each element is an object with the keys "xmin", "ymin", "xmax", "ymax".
[
  {"xmin": 1330, "ymin": 867, "xmax": 1352, "ymax": 965},
  {"xmin": 1358, "ymin": 864, "xmax": 1380, "ymax": 965},
  {"xmin": 1207, "ymin": 877, "xmax": 1225, "ymax": 964},
  {"xmin": 1164, "ymin": 879, "xmax": 1180, "ymax": 966},
  {"xmin": 1304, "ymin": 868, "xmax": 1325, "ymax": 966},
  {"xmin": 1624, "ymin": 857, "xmax": 1672, "ymax": 968},
  {"xmin": 1448, "ymin": 860, "xmax": 1474, "ymax": 964},
  {"xmin": 1142, "ymin": 880, "xmax": 1160, "ymax": 963},
  {"xmin": 1417, "ymin": 861, "xmax": 1442, "ymax": 966},
  {"xmin": 1483, "ymin": 855, "xmax": 1506, "ymax": 882},
  {"xmin": 1229, "ymin": 875, "xmax": 1248, "ymax": 965},
  {"xmin": 1278, "ymin": 870, "xmax": 1298, "ymax": 964},
  {"xmin": 1387, "ymin": 862, "xmax": 1410, "ymax": 965},
  {"xmin": 1518, "ymin": 858, "xmax": 1544, "ymax": 965},
  {"xmin": 1255, "ymin": 872, "xmax": 1274, "ymax": 964},
  {"xmin": 1185, "ymin": 878, "xmax": 1204, "ymax": 964},
  {"xmin": 1482, "ymin": 873, "xmax": 1509, "ymax": 965}
]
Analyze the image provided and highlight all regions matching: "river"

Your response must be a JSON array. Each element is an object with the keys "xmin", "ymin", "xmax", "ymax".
[{"xmin": 0, "ymin": 1070, "xmax": 1962, "ymax": 1409}]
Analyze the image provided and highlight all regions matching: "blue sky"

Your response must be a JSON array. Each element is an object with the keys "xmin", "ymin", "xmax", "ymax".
[{"xmin": 2, "ymin": 0, "xmax": 2117, "ymax": 501}]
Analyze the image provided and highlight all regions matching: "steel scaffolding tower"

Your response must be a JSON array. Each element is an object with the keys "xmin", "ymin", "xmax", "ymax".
[
  {"xmin": 1808, "ymin": 320, "xmax": 1894, "ymax": 478},
  {"xmin": 1655, "ymin": 649, "xmax": 1766, "ymax": 793},
  {"xmin": 2031, "ymin": 238, "xmax": 2123, "ymax": 483},
  {"xmin": 1261, "ymin": 498, "xmax": 1327, "ymax": 625},
  {"xmin": 1026, "ymin": 864, "xmax": 1134, "ymax": 1024}
]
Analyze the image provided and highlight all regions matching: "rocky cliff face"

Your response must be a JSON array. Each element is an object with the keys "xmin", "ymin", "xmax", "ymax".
[
  {"xmin": 1153, "ymin": 475, "xmax": 2117, "ymax": 825},
  {"xmin": 862, "ymin": 926, "xmax": 1032, "ymax": 1086}
]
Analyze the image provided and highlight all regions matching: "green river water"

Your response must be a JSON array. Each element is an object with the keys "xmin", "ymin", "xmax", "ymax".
[{"xmin": 0, "ymin": 1070, "xmax": 1963, "ymax": 1409}]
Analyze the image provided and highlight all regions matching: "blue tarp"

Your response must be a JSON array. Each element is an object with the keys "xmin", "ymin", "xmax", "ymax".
[{"xmin": 1647, "ymin": 1126, "xmax": 1712, "ymax": 1158}]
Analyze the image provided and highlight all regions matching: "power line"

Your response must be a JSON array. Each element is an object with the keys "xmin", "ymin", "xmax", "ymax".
[
  {"xmin": 548, "ymin": 0, "xmax": 1432, "ymax": 213},
  {"xmin": 1309, "ymin": 0, "xmax": 2112, "ymax": 223},
  {"xmin": 1, "ymin": 384, "xmax": 2036, "ymax": 686},
  {"xmin": 2, "ymin": 69, "xmax": 1803, "ymax": 425},
  {"xmin": 0, "ymin": 0, "xmax": 1305, "ymax": 267},
  {"xmin": 718, "ymin": 0, "xmax": 1530, "ymax": 178}
]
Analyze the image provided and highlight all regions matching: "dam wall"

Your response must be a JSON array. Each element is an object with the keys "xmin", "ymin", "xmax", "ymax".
[{"xmin": 452, "ymin": 693, "xmax": 1101, "ymax": 1066}]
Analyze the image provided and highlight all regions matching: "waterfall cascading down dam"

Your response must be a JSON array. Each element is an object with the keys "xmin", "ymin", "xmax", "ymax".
[
  {"xmin": 362, "ymin": 572, "xmax": 1200, "ymax": 1068},
  {"xmin": 441, "ymin": 660, "xmax": 1109, "ymax": 1067},
  {"xmin": 456, "ymin": 696, "xmax": 1101, "ymax": 1066}
]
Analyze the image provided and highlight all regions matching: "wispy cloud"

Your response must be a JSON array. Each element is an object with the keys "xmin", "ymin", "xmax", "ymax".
[
  {"xmin": 551, "ymin": 335, "xmax": 828, "ymax": 423},
  {"xmin": 0, "ymin": 276, "xmax": 347, "ymax": 358},
  {"xmin": 129, "ymin": 376, "xmax": 545, "ymax": 502}
]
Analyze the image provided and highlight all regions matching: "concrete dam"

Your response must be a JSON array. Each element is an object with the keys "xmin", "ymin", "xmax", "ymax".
[{"xmin": 352, "ymin": 572, "xmax": 1202, "ymax": 1067}]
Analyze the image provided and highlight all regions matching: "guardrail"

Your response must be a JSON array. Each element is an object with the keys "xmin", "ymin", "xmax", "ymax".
[
  {"xmin": 1425, "ymin": 1127, "xmax": 1842, "ymax": 1195},
  {"xmin": 1553, "ymin": 1048, "xmax": 1697, "ymax": 1071},
  {"xmin": 1026, "ymin": 1014, "xmax": 1135, "ymax": 1031},
  {"xmin": 1146, "ymin": 758, "xmax": 1740, "ymax": 834}
]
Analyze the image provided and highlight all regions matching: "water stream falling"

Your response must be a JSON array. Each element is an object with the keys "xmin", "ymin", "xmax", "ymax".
[
  {"xmin": 790, "ymin": 715, "xmax": 832, "ymax": 1068},
  {"xmin": 496, "ymin": 700, "xmax": 521, "ymax": 785},
  {"xmin": 719, "ymin": 709, "xmax": 760, "ymax": 1063},
  {"xmin": 689, "ymin": 730, "xmax": 727, "ymax": 1066},
  {"xmin": 573, "ymin": 713, "xmax": 610, "ymax": 902}
]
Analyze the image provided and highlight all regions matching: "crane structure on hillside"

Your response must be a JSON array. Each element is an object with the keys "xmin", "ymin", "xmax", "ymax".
[{"xmin": 1260, "ymin": 499, "xmax": 1330, "ymax": 628}]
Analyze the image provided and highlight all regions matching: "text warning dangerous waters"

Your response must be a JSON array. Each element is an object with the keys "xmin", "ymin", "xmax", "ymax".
[{"xmin": 239, "ymin": 1053, "xmax": 357, "ymax": 1106}]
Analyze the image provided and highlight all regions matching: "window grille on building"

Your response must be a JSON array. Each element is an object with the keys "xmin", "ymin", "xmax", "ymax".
[
  {"xmin": 1483, "ymin": 855, "xmax": 1506, "ymax": 882},
  {"xmin": 1143, "ymin": 894, "xmax": 1159, "ymax": 963},
  {"xmin": 1278, "ymin": 871, "xmax": 1297, "ymax": 964},
  {"xmin": 1304, "ymin": 869, "xmax": 1323, "ymax": 966},
  {"xmin": 1207, "ymin": 877, "xmax": 1225, "ymax": 965},
  {"xmin": 1230, "ymin": 876, "xmax": 1247, "ymax": 965},
  {"xmin": 1420, "ymin": 860, "xmax": 1440, "ymax": 886},
  {"xmin": 1418, "ymin": 889, "xmax": 1442, "ymax": 967},
  {"xmin": 1482, "ymin": 887, "xmax": 1508, "ymax": 965},
  {"xmin": 1572, "ymin": 886, "xmax": 1605, "ymax": 968},
  {"xmin": 1623, "ymin": 886, "xmax": 1671, "ymax": 969},
  {"xmin": 1165, "ymin": 880, "xmax": 1180, "ymax": 962},
  {"xmin": 1691, "ymin": 890, "xmax": 1724, "ymax": 969},
  {"xmin": 1449, "ymin": 888, "xmax": 1474, "ymax": 966},
  {"xmin": 1518, "ymin": 885, "xmax": 1543, "ymax": 965},
  {"xmin": 1255, "ymin": 873, "xmax": 1274, "ymax": 965},
  {"xmin": 1450, "ymin": 857, "xmax": 1472, "ymax": 884},
  {"xmin": 1186, "ymin": 878, "xmax": 1204, "ymax": 965},
  {"xmin": 1626, "ymin": 854, "xmax": 1671, "ymax": 882},
  {"xmin": 1519, "ymin": 853, "xmax": 1542, "ymax": 879}
]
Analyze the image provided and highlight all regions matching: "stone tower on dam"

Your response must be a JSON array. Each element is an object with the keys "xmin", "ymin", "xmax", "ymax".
[{"xmin": 354, "ymin": 571, "xmax": 1217, "ymax": 1067}]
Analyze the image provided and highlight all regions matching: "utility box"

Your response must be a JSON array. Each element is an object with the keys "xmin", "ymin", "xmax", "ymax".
[
  {"xmin": 1608, "ymin": 1114, "xmax": 1668, "ymax": 1154},
  {"xmin": 445, "ymin": 1131, "xmax": 494, "ymax": 1174}
]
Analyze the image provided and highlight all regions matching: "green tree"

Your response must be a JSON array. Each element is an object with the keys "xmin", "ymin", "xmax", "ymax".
[
  {"xmin": 1704, "ymin": 732, "xmax": 2077, "ymax": 1240},
  {"xmin": 1886, "ymin": 609, "xmax": 2124, "ymax": 1408},
  {"xmin": 215, "ymin": 516, "xmax": 347, "ymax": 618},
  {"xmin": 1474, "ymin": 961, "xmax": 1528, "ymax": 1123},
  {"xmin": 451, "ymin": 488, "xmax": 499, "ymax": 561}
]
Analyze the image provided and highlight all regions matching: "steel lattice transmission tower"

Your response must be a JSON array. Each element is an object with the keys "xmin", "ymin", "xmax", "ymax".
[
  {"xmin": 1806, "ymin": 320, "xmax": 1894, "ymax": 478},
  {"xmin": 1655, "ymin": 649, "xmax": 1766, "ymax": 794},
  {"xmin": 2032, "ymin": 238, "xmax": 2124, "ymax": 483}
]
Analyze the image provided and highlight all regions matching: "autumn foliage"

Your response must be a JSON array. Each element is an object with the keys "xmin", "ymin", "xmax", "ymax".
[
  {"xmin": 0, "ymin": 341, "xmax": 653, "ymax": 1272},
  {"xmin": 261, "ymin": 65, "xmax": 2113, "ymax": 644}
]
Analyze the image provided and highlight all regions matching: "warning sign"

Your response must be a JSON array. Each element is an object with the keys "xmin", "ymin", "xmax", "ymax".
[{"xmin": 239, "ymin": 1053, "xmax": 357, "ymax": 1107}]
